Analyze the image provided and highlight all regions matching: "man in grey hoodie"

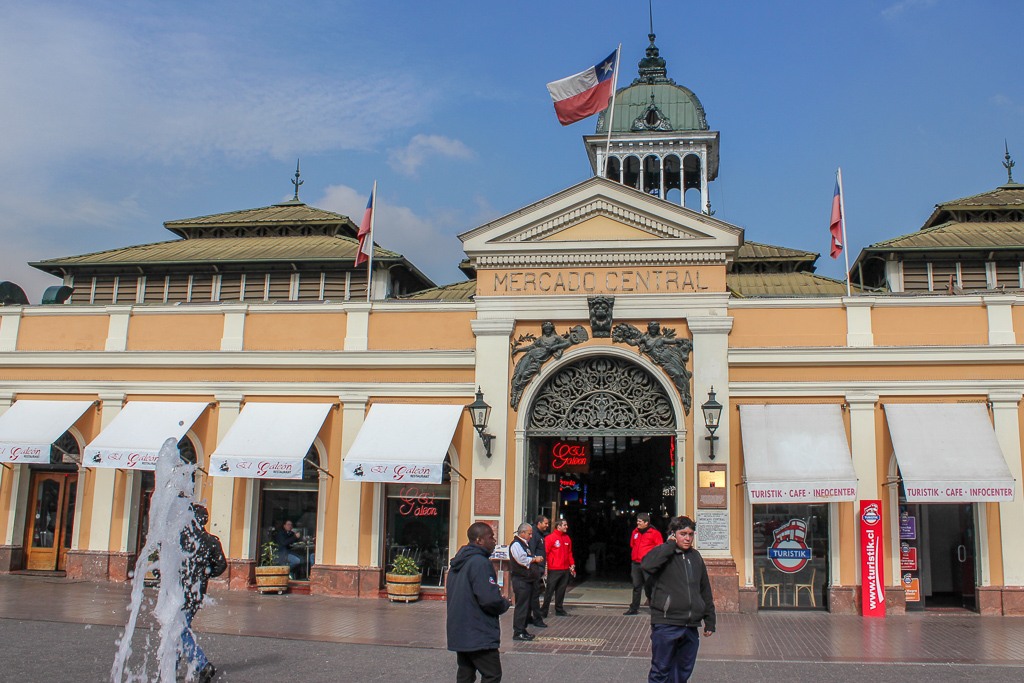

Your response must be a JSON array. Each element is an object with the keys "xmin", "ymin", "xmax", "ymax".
[{"xmin": 640, "ymin": 515, "xmax": 716, "ymax": 683}]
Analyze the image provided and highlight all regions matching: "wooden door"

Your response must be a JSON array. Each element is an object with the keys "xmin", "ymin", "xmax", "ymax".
[{"xmin": 24, "ymin": 472, "xmax": 77, "ymax": 571}]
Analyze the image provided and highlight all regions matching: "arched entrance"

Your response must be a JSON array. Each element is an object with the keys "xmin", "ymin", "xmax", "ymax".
[{"xmin": 524, "ymin": 354, "xmax": 679, "ymax": 585}]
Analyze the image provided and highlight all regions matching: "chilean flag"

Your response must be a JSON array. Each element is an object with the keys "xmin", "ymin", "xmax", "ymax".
[
  {"xmin": 829, "ymin": 178, "xmax": 844, "ymax": 259},
  {"xmin": 547, "ymin": 49, "xmax": 618, "ymax": 126},
  {"xmin": 355, "ymin": 184, "xmax": 374, "ymax": 267}
]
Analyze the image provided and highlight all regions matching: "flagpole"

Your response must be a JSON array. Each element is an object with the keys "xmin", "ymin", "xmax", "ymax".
[
  {"xmin": 837, "ymin": 168, "xmax": 851, "ymax": 296},
  {"xmin": 601, "ymin": 44, "xmax": 622, "ymax": 179},
  {"xmin": 366, "ymin": 180, "xmax": 376, "ymax": 302}
]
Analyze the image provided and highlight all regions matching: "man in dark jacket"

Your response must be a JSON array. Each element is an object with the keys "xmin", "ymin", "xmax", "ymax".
[
  {"xmin": 180, "ymin": 504, "xmax": 227, "ymax": 683},
  {"xmin": 640, "ymin": 515, "xmax": 715, "ymax": 683},
  {"xmin": 447, "ymin": 522, "xmax": 511, "ymax": 683},
  {"xmin": 527, "ymin": 516, "xmax": 549, "ymax": 627}
]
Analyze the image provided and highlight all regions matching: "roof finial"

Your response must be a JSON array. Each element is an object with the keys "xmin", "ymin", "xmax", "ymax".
[
  {"xmin": 1004, "ymin": 140, "xmax": 1016, "ymax": 185},
  {"xmin": 649, "ymin": 0, "xmax": 654, "ymax": 35},
  {"xmin": 291, "ymin": 159, "xmax": 304, "ymax": 201}
]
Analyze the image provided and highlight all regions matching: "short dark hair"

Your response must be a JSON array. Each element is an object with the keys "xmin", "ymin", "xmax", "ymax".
[
  {"xmin": 534, "ymin": 515, "xmax": 549, "ymax": 526},
  {"xmin": 668, "ymin": 516, "xmax": 696, "ymax": 533},
  {"xmin": 637, "ymin": 512, "xmax": 651, "ymax": 523},
  {"xmin": 467, "ymin": 521, "xmax": 494, "ymax": 543}
]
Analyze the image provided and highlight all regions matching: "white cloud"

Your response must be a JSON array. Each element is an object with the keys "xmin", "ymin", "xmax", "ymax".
[
  {"xmin": 881, "ymin": 0, "xmax": 938, "ymax": 20},
  {"xmin": 991, "ymin": 94, "xmax": 1024, "ymax": 115},
  {"xmin": 317, "ymin": 185, "xmax": 467, "ymax": 286},
  {"xmin": 0, "ymin": 6, "xmax": 432, "ymax": 170},
  {"xmin": 387, "ymin": 135, "xmax": 475, "ymax": 176}
]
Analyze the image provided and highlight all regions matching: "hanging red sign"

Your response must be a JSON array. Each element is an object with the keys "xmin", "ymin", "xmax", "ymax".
[
  {"xmin": 860, "ymin": 500, "xmax": 886, "ymax": 618},
  {"xmin": 546, "ymin": 441, "xmax": 591, "ymax": 473}
]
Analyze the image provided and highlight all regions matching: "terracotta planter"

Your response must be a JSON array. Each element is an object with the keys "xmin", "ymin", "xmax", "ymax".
[
  {"xmin": 255, "ymin": 565, "xmax": 291, "ymax": 594},
  {"xmin": 385, "ymin": 573, "xmax": 422, "ymax": 602}
]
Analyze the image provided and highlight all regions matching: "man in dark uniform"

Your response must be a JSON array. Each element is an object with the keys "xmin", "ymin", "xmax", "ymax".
[
  {"xmin": 447, "ymin": 522, "xmax": 511, "ymax": 683},
  {"xmin": 527, "ymin": 515, "xmax": 549, "ymax": 628},
  {"xmin": 509, "ymin": 522, "xmax": 544, "ymax": 640},
  {"xmin": 180, "ymin": 504, "xmax": 227, "ymax": 683}
]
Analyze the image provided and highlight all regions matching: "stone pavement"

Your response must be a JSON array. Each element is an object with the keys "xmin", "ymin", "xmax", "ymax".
[{"xmin": 1, "ymin": 574, "xmax": 1023, "ymax": 681}]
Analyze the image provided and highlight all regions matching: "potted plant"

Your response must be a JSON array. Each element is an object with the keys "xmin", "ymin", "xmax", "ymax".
[
  {"xmin": 385, "ymin": 554, "xmax": 422, "ymax": 602},
  {"xmin": 254, "ymin": 540, "xmax": 290, "ymax": 594}
]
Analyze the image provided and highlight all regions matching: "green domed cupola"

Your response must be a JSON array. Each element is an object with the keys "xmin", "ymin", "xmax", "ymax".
[{"xmin": 584, "ymin": 33, "xmax": 720, "ymax": 213}]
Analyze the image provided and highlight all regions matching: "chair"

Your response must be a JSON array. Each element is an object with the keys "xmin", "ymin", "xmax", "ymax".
[
  {"xmin": 759, "ymin": 567, "xmax": 780, "ymax": 607},
  {"xmin": 793, "ymin": 568, "xmax": 816, "ymax": 607}
]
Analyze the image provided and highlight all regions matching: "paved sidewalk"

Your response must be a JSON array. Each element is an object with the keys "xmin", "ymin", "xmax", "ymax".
[{"xmin": 1, "ymin": 574, "xmax": 1023, "ymax": 680}]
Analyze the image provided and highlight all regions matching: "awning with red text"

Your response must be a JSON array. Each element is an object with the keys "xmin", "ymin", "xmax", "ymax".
[
  {"xmin": 885, "ymin": 403, "xmax": 1016, "ymax": 502},
  {"xmin": 739, "ymin": 404, "xmax": 858, "ymax": 504},
  {"xmin": 0, "ymin": 400, "xmax": 95, "ymax": 464},
  {"xmin": 342, "ymin": 404, "xmax": 463, "ymax": 484},
  {"xmin": 84, "ymin": 402, "xmax": 209, "ymax": 469},
  {"xmin": 209, "ymin": 403, "xmax": 332, "ymax": 480}
]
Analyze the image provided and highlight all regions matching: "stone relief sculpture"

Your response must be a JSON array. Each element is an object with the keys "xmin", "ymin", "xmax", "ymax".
[
  {"xmin": 587, "ymin": 295, "xmax": 615, "ymax": 338},
  {"xmin": 510, "ymin": 322, "xmax": 589, "ymax": 410},
  {"xmin": 611, "ymin": 320, "xmax": 693, "ymax": 414}
]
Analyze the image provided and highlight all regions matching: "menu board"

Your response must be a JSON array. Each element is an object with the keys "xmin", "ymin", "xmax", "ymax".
[{"xmin": 899, "ymin": 507, "xmax": 921, "ymax": 604}]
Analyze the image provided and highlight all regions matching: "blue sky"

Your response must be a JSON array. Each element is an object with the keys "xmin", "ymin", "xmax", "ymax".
[{"xmin": 1, "ymin": 1, "xmax": 1021, "ymax": 300}]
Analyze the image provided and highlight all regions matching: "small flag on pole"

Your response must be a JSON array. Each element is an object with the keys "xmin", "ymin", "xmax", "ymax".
[
  {"xmin": 355, "ymin": 184, "xmax": 375, "ymax": 267},
  {"xmin": 546, "ymin": 49, "xmax": 618, "ymax": 126},
  {"xmin": 829, "ymin": 177, "xmax": 844, "ymax": 259}
]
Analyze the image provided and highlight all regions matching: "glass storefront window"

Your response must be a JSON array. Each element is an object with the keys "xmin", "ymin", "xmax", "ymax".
[
  {"xmin": 259, "ymin": 447, "xmax": 320, "ymax": 581},
  {"xmin": 384, "ymin": 483, "xmax": 451, "ymax": 586},
  {"xmin": 752, "ymin": 503, "xmax": 829, "ymax": 610}
]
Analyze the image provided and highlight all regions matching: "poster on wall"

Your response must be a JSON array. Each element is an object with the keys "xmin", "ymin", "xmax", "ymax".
[
  {"xmin": 695, "ymin": 510, "xmax": 729, "ymax": 550},
  {"xmin": 900, "ymin": 542, "xmax": 918, "ymax": 571},
  {"xmin": 903, "ymin": 573, "xmax": 920, "ymax": 602},
  {"xmin": 899, "ymin": 510, "xmax": 917, "ymax": 540},
  {"xmin": 859, "ymin": 500, "xmax": 886, "ymax": 618}
]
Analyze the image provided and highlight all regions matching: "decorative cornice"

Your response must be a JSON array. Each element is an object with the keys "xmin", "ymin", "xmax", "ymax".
[
  {"xmin": 686, "ymin": 316, "xmax": 734, "ymax": 334},
  {"xmin": 1, "ymin": 381, "xmax": 477, "ymax": 399},
  {"xmin": 471, "ymin": 319, "xmax": 516, "ymax": 336},
  {"xmin": 476, "ymin": 251, "xmax": 729, "ymax": 269},
  {"xmin": 731, "ymin": 380, "xmax": 1024, "ymax": 397},
  {"xmin": 730, "ymin": 345, "xmax": 1024, "ymax": 366},
  {"xmin": 508, "ymin": 199, "xmax": 696, "ymax": 243},
  {"xmin": 0, "ymin": 349, "xmax": 475, "ymax": 369}
]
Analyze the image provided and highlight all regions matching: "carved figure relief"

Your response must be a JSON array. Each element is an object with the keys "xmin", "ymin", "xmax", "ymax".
[
  {"xmin": 587, "ymin": 296, "xmax": 615, "ymax": 338},
  {"xmin": 510, "ymin": 322, "xmax": 589, "ymax": 410},
  {"xmin": 611, "ymin": 321, "xmax": 693, "ymax": 414}
]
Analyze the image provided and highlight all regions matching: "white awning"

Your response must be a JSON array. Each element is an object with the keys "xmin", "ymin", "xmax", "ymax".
[
  {"xmin": 343, "ymin": 404, "xmax": 463, "ymax": 484},
  {"xmin": 209, "ymin": 403, "xmax": 332, "ymax": 480},
  {"xmin": 740, "ymin": 404, "xmax": 858, "ymax": 504},
  {"xmin": 885, "ymin": 403, "xmax": 1016, "ymax": 502},
  {"xmin": 0, "ymin": 400, "xmax": 94, "ymax": 464},
  {"xmin": 84, "ymin": 402, "xmax": 209, "ymax": 469}
]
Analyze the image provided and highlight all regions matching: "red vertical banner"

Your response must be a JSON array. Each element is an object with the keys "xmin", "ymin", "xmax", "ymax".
[{"xmin": 860, "ymin": 500, "xmax": 886, "ymax": 618}]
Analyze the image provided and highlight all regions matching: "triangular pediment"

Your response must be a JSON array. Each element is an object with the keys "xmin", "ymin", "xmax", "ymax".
[{"xmin": 459, "ymin": 176, "xmax": 743, "ymax": 269}]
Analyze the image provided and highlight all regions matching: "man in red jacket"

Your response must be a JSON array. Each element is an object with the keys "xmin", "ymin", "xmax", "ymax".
[
  {"xmin": 624, "ymin": 512, "xmax": 664, "ymax": 615},
  {"xmin": 541, "ymin": 518, "xmax": 575, "ymax": 617}
]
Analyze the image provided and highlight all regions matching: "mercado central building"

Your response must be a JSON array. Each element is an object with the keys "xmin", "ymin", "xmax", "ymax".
[{"xmin": 1, "ymin": 35, "xmax": 1023, "ymax": 617}]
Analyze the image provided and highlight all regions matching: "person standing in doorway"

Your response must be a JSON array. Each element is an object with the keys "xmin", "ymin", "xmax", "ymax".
[
  {"xmin": 624, "ymin": 512, "xmax": 664, "ymax": 615},
  {"xmin": 542, "ymin": 518, "xmax": 576, "ymax": 617},
  {"xmin": 180, "ymin": 504, "xmax": 227, "ymax": 683},
  {"xmin": 527, "ymin": 515, "xmax": 550, "ymax": 628},
  {"xmin": 447, "ymin": 522, "xmax": 511, "ymax": 683},
  {"xmin": 641, "ymin": 516, "xmax": 716, "ymax": 683},
  {"xmin": 509, "ymin": 522, "xmax": 545, "ymax": 640}
]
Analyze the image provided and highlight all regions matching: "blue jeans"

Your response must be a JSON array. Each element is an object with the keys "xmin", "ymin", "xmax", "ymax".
[
  {"xmin": 181, "ymin": 612, "xmax": 208, "ymax": 672},
  {"xmin": 648, "ymin": 623, "xmax": 700, "ymax": 683}
]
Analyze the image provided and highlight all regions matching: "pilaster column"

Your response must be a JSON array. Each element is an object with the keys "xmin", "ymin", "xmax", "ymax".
[
  {"xmin": 84, "ymin": 392, "xmax": 124, "ymax": 551},
  {"xmin": 984, "ymin": 297, "xmax": 1016, "ymax": 345},
  {"xmin": 104, "ymin": 307, "xmax": 130, "ymax": 351},
  {"xmin": 700, "ymin": 151, "xmax": 709, "ymax": 213},
  {"xmin": 846, "ymin": 393, "xmax": 879, "ymax": 586},
  {"xmin": 688, "ymin": 316, "xmax": 732, "ymax": 557},
  {"xmin": 344, "ymin": 302, "xmax": 371, "ymax": 351},
  {"xmin": 0, "ymin": 308, "xmax": 22, "ymax": 352},
  {"xmin": 844, "ymin": 297, "xmax": 875, "ymax": 347},
  {"xmin": 990, "ymin": 391, "xmax": 1024, "ymax": 585},
  {"xmin": 471, "ymin": 319, "xmax": 515, "ymax": 525},
  {"xmin": 220, "ymin": 304, "xmax": 247, "ymax": 351},
  {"xmin": 0, "ymin": 393, "xmax": 15, "ymax": 542},
  {"xmin": 209, "ymin": 394, "xmax": 242, "ymax": 553},
  {"xmin": 336, "ymin": 393, "xmax": 368, "ymax": 565}
]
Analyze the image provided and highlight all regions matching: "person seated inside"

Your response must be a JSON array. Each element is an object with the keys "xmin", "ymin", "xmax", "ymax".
[{"xmin": 273, "ymin": 520, "xmax": 303, "ymax": 578}]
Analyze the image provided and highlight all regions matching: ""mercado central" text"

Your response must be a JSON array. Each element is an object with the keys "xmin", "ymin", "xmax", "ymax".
[{"xmin": 488, "ymin": 267, "xmax": 716, "ymax": 295}]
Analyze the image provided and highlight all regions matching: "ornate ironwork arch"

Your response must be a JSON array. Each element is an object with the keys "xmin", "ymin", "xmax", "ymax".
[{"xmin": 526, "ymin": 356, "xmax": 676, "ymax": 437}]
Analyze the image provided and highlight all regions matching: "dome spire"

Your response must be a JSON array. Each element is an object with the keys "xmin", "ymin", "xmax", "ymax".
[{"xmin": 1004, "ymin": 140, "xmax": 1016, "ymax": 185}]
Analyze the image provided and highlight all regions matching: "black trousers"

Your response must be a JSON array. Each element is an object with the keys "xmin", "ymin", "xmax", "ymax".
[
  {"xmin": 542, "ymin": 569, "xmax": 570, "ymax": 612},
  {"xmin": 456, "ymin": 649, "xmax": 502, "ymax": 683},
  {"xmin": 629, "ymin": 561, "xmax": 651, "ymax": 611},
  {"xmin": 511, "ymin": 575, "xmax": 535, "ymax": 634}
]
